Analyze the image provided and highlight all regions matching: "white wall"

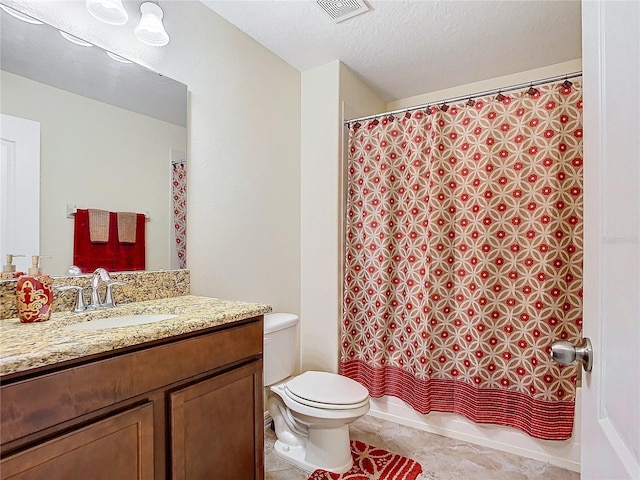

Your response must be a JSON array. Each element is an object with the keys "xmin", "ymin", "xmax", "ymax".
[
  {"xmin": 300, "ymin": 61, "xmax": 342, "ymax": 372},
  {"xmin": 387, "ymin": 59, "xmax": 583, "ymax": 110},
  {"xmin": 339, "ymin": 66, "xmax": 388, "ymax": 120},
  {"xmin": 300, "ymin": 61, "xmax": 385, "ymax": 373},
  {"xmin": 1, "ymin": 71, "xmax": 184, "ymax": 275},
  {"xmin": 4, "ymin": 0, "xmax": 301, "ymax": 314},
  {"xmin": 168, "ymin": 2, "xmax": 301, "ymax": 313}
]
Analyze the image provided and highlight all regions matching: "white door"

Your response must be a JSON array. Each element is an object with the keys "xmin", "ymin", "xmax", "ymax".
[
  {"xmin": 580, "ymin": 1, "xmax": 640, "ymax": 478},
  {"xmin": 0, "ymin": 114, "xmax": 40, "ymax": 274}
]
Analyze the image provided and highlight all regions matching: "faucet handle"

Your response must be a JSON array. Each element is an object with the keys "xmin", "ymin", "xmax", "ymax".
[
  {"xmin": 103, "ymin": 281, "xmax": 125, "ymax": 308},
  {"xmin": 55, "ymin": 285, "xmax": 87, "ymax": 313}
]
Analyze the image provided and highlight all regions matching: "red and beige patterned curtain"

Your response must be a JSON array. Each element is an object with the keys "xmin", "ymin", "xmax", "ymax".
[
  {"xmin": 172, "ymin": 162, "xmax": 187, "ymax": 269},
  {"xmin": 341, "ymin": 82, "xmax": 583, "ymax": 440}
]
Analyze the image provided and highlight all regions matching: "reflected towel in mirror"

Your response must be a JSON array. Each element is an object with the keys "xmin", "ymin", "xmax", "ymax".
[
  {"xmin": 88, "ymin": 209, "xmax": 109, "ymax": 243},
  {"xmin": 117, "ymin": 212, "xmax": 137, "ymax": 244},
  {"xmin": 73, "ymin": 209, "xmax": 145, "ymax": 273}
]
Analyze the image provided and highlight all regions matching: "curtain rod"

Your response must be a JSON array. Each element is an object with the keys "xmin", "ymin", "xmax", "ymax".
[{"xmin": 344, "ymin": 71, "xmax": 582, "ymax": 125}]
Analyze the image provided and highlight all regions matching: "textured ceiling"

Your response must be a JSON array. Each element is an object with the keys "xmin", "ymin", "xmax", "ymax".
[{"xmin": 202, "ymin": 0, "xmax": 582, "ymax": 102}]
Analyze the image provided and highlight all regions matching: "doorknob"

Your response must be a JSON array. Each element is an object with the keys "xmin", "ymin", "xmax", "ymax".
[{"xmin": 551, "ymin": 338, "xmax": 593, "ymax": 372}]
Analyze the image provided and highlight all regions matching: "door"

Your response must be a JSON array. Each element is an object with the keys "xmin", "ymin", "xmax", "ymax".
[
  {"xmin": 0, "ymin": 114, "xmax": 40, "ymax": 274},
  {"xmin": 0, "ymin": 403, "xmax": 154, "ymax": 480},
  {"xmin": 169, "ymin": 361, "xmax": 264, "ymax": 480},
  {"xmin": 580, "ymin": 1, "xmax": 640, "ymax": 479}
]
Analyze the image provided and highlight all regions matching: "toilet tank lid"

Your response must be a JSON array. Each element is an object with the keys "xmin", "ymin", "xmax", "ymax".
[{"xmin": 264, "ymin": 313, "xmax": 299, "ymax": 333}]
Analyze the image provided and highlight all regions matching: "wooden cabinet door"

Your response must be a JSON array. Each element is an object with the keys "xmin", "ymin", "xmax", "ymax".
[
  {"xmin": 0, "ymin": 402, "xmax": 154, "ymax": 480},
  {"xmin": 170, "ymin": 361, "xmax": 264, "ymax": 480}
]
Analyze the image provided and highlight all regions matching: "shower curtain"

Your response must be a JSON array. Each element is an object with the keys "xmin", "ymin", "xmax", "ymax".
[
  {"xmin": 172, "ymin": 162, "xmax": 187, "ymax": 269},
  {"xmin": 340, "ymin": 82, "xmax": 583, "ymax": 440}
]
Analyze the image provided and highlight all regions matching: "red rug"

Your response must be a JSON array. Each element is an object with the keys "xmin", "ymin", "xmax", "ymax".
[{"xmin": 308, "ymin": 440, "xmax": 422, "ymax": 480}]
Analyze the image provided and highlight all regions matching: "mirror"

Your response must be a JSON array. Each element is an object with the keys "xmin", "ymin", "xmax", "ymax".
[{"xmin": 0, "ymin": 5, "xmax": 187, "ymax": 276}]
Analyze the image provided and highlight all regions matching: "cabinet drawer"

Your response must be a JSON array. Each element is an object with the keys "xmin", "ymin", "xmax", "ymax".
[
  {"xmin": 1, "ymin": 319, "xmax": 262, "ymax": 445},
  {"xmin": 1, "ymin": 402, "xmax": 154, "ymax": 480}
]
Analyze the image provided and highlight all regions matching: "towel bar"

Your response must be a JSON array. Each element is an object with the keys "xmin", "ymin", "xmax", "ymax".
[{"xmin": 66, "ymin": 204, "xmax": 150, "ymax": 220}]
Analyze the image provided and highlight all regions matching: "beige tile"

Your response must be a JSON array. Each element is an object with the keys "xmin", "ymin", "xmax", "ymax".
[
  {"xmin": 265, "ymin": 427, "xmax": 308, "ymax": 479},
  {"xmin": 265, "ymin": 469, "xmax": 309, "ymax": 480},
  {"xmin": 265, "ymin": 415, "xmax": 580, "ymax": 480}
]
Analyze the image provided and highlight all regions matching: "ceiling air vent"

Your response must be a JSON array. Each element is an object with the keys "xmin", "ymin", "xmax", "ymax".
[{"xmin": 316, "ymin": 0, "xmax": 370, "ymax": 23}]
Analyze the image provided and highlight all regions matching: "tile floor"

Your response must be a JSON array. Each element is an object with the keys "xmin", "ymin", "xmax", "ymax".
[{"xmin": 264, "ymin": 415, "xmax": 580, "ymax": 480}]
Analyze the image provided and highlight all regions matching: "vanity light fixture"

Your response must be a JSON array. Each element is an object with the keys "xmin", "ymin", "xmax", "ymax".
[
  {"xmin": 0, "ymin": 5, "xmax": 43, "ymax": 24},
  {"xmin": 59, "ymin": 31, "xmax": 94, "ymax": 47},
  {"xmin": 85, "ymin": 0, "xmax": 128, "ymax": 26},
  {"xmin": 106, "ymin": 51, "xmax": 132, "ymax": 63},
  {"xmin": 134, "ymin": 2, "xmax": 169, "ymax": 47}
]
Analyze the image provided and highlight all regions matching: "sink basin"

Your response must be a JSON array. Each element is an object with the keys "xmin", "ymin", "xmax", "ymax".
[{"xmin": 64, "ymin": 314, "xmax": 178, "ymax": 331}]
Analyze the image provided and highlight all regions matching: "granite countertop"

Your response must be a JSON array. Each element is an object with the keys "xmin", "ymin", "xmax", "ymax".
[{"xmin": 0, "ymin": 295, "xmax": 272, "ymax": 376}]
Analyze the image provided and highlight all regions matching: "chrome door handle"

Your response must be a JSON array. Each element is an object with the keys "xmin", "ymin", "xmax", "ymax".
[{"xmin": 551, "ymin": 338, "xmax": 593, "ymax": 372}]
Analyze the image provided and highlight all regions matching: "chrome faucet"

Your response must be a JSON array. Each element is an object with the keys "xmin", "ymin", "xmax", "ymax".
[
  {"xmin": 88, "ymin": 268, "xmax": 110, "ymax": 309},
  {"xmin": 88, "ymin": 268, "xmax": 124, "ymax": 310},
  {"xmin": 54, "ymin": 268, "xmax": 125, "ymax": 313}
]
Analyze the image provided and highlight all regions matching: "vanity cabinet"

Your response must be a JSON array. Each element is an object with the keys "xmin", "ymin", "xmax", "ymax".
[
  {"xmin": 0, "ymin": 316, "xmax": 264, "ymax": 480},
  {"xmin": 0, "ymin": 403, "xmax": 155, "ymax": 480}
]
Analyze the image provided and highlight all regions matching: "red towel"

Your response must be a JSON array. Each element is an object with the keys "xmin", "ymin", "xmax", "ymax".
[
  {"xmin": 114, "ymin": 213, "xmax": 145, "ymax": 271},
  {"xmin": 74, "ymin": 210, "xmax": 145, "ymax": 273},
  {"xmin": 73, "ymin": 209, "xmax": 116, "ymax": 272}
]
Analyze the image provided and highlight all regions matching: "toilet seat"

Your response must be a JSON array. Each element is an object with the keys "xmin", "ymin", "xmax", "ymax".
[
  {"xmin": 284, "ymin": 388, "xmax": 370, "ymax": 410},
  {"xmin": 284, "ymin": 371, "xmax": 369, "ymax": 410}
]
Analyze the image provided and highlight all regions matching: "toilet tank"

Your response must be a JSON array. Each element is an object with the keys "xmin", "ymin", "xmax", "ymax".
[{"xmin": 263, "ymin": 313, "xmax": 299, "ymax": 386}]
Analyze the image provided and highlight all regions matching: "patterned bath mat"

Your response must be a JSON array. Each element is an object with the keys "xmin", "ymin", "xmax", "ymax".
[{"xmin": 308, "ymin": 440, "xmax": 422, "ymax": 480}]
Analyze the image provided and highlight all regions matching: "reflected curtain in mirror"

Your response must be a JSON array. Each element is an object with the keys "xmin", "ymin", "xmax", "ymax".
[{"xmin": 172, "ymin": 162, "xmax": 187, "ymax": 269}]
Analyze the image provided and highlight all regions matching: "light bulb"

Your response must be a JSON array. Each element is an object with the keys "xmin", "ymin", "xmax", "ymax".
[
  {"xmin": 135, "ymin": 2, "xmax": 169, "ymax": 47},
  {"xmin": 85, "ymin": 0, "xmax": 128, "ymax": 26}
]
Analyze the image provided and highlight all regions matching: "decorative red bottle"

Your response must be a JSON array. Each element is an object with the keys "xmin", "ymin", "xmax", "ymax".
[{"xmin": 16, "ymin": 256, "xmax": 53, "ymax": 323}]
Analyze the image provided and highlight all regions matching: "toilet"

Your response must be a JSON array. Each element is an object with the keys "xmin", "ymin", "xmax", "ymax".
[{"xmin": 263, "ymin": 313, "xmax": 370, "ymax": 474}]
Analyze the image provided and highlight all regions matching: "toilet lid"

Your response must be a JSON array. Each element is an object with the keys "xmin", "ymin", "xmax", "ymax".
[{"xmin": 284, "ymin": 371, "xmax": 369, "ymax": 408}]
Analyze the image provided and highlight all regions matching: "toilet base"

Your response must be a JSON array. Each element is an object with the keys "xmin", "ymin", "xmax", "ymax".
[
  {"xmin": 274, "ymin": 431, "xmax": 354, "ymax": 474},
  {"xmin": 269, "ymin": 391, "xmax": 360, "ymax": 474}
]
